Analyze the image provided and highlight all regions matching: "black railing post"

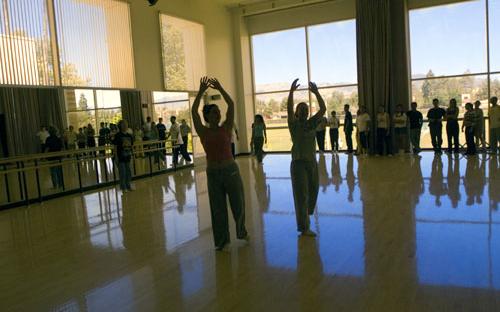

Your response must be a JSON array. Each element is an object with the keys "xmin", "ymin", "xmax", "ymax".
[{"xmin": 34, "ymin": 159, "xmax": 42, "ymax": 202}]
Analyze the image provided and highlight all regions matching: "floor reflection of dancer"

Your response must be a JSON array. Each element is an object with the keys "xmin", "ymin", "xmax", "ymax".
[
  {"xmin": 288, "ymin": 79, "xmax": 326, "ymax": 237},
  {"xmin": 191, "ymin": 77, "xmax": 248, "ymax": 251},
  {"xmin": 252, "ymin": 162, "xmax": 270, "ymax": 212}
]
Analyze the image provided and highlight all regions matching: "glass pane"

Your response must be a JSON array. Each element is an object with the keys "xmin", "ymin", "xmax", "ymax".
[
  {"xmin": 0, "ymin": 0, "xmax": 55, "ymax": 86},
  {"xmin": 67, "ymin": 110, "xmax": 97, "ymax": 130},
  {"xmin": 409, "ymin": 0, "xmax": 486, "ymax": 78},
  {"xmin": 55, "ymin": 0, "xmax": 135, "ymax": 88},
  {"xmin": 97, "ymin": 108, "xmax": 122, "ymax": 125},
  {"xmin": 64, "ymin": 89, "xmax": 95, "ymax": 111},
  {"xmin": 252, "ymin": 28, "xmax": 308, "ymax": 93},
  {"xmin": 160, "ymin": 15, "xmax": 206, "ymax": 91},
  {"xmin": 154, "ymin": 101, "xmax": 191, "ymax": 122},
  {"xmin": 411, "ymin": 75, "xmax": 488, "ymax": 114},
  {"xmin": 96, "ymin": 90, "xmax": 121, "ymax": 109},
  {"xmin": 308, "ymin": 20, "xmax": 357, "ymax": 87},
  {"xmin": 490, "ymin": 0, "xmax": 500, "ymax": 71},
  {"xmin": 310, "ymin": 86, "xmax": 359, "ymax": 116},
  {"xmin": 153, "ymin": 91, "xmax": 189, "ymax": 103},
  {"xmin": 255, "ymin": 90, "xmax": 309, "ymax": 128},
  {"xmin": 265, "ymin": 128, "xmax": 293, "ymax": 152}
]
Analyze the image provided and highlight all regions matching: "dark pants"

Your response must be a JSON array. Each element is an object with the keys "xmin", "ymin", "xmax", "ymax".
[
  {"xmin": 173, "ymin": 145, "xmax": 192, "ymax": 166},
  {"xmin": 118, "ymin": 161, "xmax": 132, "ymax": 190},
  {"xmin": 430, "ymin": 123, "xmax": 443, "ymax": 153},
  {"xmin": 344, "ymin": 131, "xmax": 353, "ymax": 152},
  {"xmin": 465, "ymin": 126, "xmax": 476, "ymax": 155},
  {"xmin": 181, "ymin": 135, "xmax": 189, "ymax": 156},
  {"xmin": 377, "ymin": 128, "xmax": 392, "ymax": 155},
  {"xmin": 359, "ymin": 131, "xmax": 369, "ymax": 149},
  {"xmin": 41, "ymin": 143, "xmax": 46, "ymax": 153},
  {"xmin": 316, "ymin": 130, "xmax": 326, "ymax": 151},
  {"xmin": 446, "ymin": 120, "xmax": 459, "ymax": 153},
  {"xmin": 253, "ymin": 136, "xmax": 264, "ymax": 162},
  {"xmin": 410, "ymin": 128, "xmax": 421, "ymax": 153},
  {"xmin": 98, "ymin": 138, "xmax": 106, "ymax": 155},
  {"xmin": 330, "ymin": 129, "xmax": 339, "ymax": 151},
  {"xmin": 291, "ymin": 160, "xmax": 319, "ymax": 232},
  {"xmin": 50, "ymin": 164, "xmax": 63, "ymax": 188},
  {"xmin": 206, "ymin": 163, "xmax": 247, "ymax": 248}
]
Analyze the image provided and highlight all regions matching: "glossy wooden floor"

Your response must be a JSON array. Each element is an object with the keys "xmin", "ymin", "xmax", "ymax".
[{"xmin": 0, "ymin": 153, "xmax": 499, "ymax": 311}]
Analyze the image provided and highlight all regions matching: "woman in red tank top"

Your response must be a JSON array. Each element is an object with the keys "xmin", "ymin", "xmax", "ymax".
[{"xmin": 191, "ymin": 77, "xmax": 249, "ymax": 251}]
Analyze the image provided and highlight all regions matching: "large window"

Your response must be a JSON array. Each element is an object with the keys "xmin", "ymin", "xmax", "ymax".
[
  {"xmin": 251, "ymin": 20, "xmax": 358, "ymax": 151},
  {"xmin": 65, "ymin": 89, "xmax": 122, "ymax": 130},
  {"xmin": 160, "ymin": 14, "xmax": 206, "ymax": 91},
  {"xmin": 54, "ymin": 0, "xmax": 135, "ymax": 88},
  {"xmin": 0, "ymin": 0, "xmax": 134, "ymax": 88},
  {"xmin": 410, "ymin": 0, "xmax": 498, "ymax": 148},
  {"xmin": 0, "ymin": 0, "xmax": 55, "ymax": 86}
]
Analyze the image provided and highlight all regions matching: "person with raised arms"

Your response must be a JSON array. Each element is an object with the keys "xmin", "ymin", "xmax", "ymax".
[
  {"xmin": 191, "ymin": 77, "xmax": 249, "ymax": 251},
  {"xmin": 287, "ymin": 79, "xmax": 326, "ymax": 237}
]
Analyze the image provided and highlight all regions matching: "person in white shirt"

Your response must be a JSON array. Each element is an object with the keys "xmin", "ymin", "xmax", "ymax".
[
  {"xmin": 393, "ymin": 104, "xmax": 408, "ymax": 155},
  {"xmin": 356, "ymin": 107, "xmax": 371, "ymax": 155},
  {"xmin": 376, "ymin": 105, "xmax": 392, "ymax": 156},
  {"xmin": 36, "ymin": 126, "xmax": 50, "ymax": 153},
  {"xmin": 490, "ymin": 96, "xmax": 500, "ymax": 154},
  {"xmin": 328, "ymin": 111, "xmax": 340, "ymax": 152},
  {"xmin": 65, "ymin": 125, "xmax": 77, "ymax": 150}
]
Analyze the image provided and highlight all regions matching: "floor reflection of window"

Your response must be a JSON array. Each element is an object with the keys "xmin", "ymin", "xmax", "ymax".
[
  {"xmin": 164, "ymin": 208, "xmax": 199, "ymax": 252},
  {"xmin": 180, "ymin": 254, "xmax": 204, "ymax": 297},
  {"xmin": 318, "ymin": 217, "xmax": 364, "ymax": 277}
]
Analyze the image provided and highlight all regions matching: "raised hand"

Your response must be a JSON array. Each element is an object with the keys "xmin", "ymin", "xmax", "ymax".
[
  {"xmin": 290, "ymin": 79, "xmax": 300, "ymax": 92},
  {"xmin": 209, "ymin": 78, "xmax": 223, "ymax": 91},
  {"xmin": 309, "ymin": 81, "xmax": 319, "ymax": 94},
  {"xmin": 199, "ymin": 76, "xmax": 210, "ymax": 93}
]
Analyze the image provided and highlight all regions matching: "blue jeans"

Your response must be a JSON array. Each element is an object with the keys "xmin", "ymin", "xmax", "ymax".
[{"xmin": 118, "ymin": 161, "xmax": 132, "ymax": 190}]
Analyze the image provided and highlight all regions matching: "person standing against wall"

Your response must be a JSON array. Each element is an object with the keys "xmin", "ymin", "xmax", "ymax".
[
  {"xmin": 427, "ymin": 99, "xmax": 446, "ymax": 154},
  {"xmin": 406, "ymin": 102, "xmax": 423, "ymax": 154},
  {"xmin": 473, "ymin": 100, "xmax": 486, "ymax": 151},
  {"xmin": 287, "ymin": 79, "xmax": 326, "ymax": 237},
  {"xmin": 356, "ymin": 106, "xmax": 371, "ymax": 156},
  {"xmin": 328, "ymin": 111, "xmax": 340, "ymax": 153},
  {"xmin": 113, "ymin": 120, "xmax": 134, "ymax": 192},
  {"xmin": 315, "ymin": 115, "xmax": 327, "ymax": 153},
  {"xmin": 393, "ymin": 104, "xmax": 408, "ymax": 155},
  {"xmin": 490, "ymin": 97, "xmax": 500, "ymax": 154},
  {"xmin": 37, "ymin": 126, "xmax": 49, "ymax": 153},
  {"xmin": 180, "ymin": 119, "xmax": 192, "ymax": 159},
  {"xmin": 343, "ymin": 104, "xmax": 354, "ymax": 154},
  {"xmin": 376, "ymin": 106, "xmax": 392, "ymax": 156},
  {"xmin": 446, "ymin": 99, "xmax": 460, "ymax": 154},
  {"xmin": 462, "ymin": 102, "xmax": 476, "ymax": 156},
  {"xmin": 251, "ymin": 114, "xmax": 267, "ymax": 163},
  {"xmin": 45, "ymin": 127, "xmax": 64, "ymax": 189}
]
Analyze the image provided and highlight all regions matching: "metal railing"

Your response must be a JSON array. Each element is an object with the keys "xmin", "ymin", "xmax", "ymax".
[{"xmin": 0, "ymin": 140, "xmax": 193, "ymax": 210}]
